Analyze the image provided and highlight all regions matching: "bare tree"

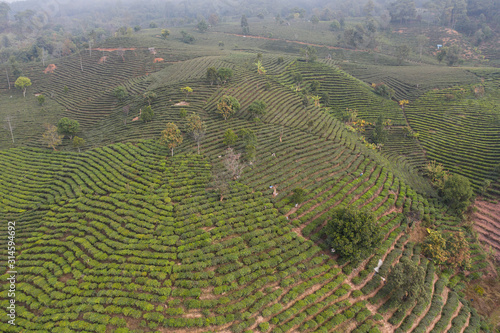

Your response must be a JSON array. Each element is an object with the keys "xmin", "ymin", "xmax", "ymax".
[
  {"xmin": 223, "ymin": 148, "xmax": 245, "ymax": 180},
  {"xmin": 116, "ymin": 48, "xmax": 125, "ymax": 62},
  {"xmin": 212, "ymin": 167, "xmax": 230, "ymax": 201},
  {"xmin": 4, "ymin": 115, "xmax": 15, "ymax": 143}
]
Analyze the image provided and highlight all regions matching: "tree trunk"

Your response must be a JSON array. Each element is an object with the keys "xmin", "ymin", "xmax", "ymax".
[
  {"xmin": 23, "ymin": 88, "xmax": 26, "ymax": 98},
  {"xmin": 171, "ymin": 148, "xmax": 174, "ymax": 157},
  {"xmin": 80, "ymin": 54, "xmax": 84, "ymax": 72},
  {"xmin": 220, "ymin": 195, "xmax": 224, "ymax": 201},
  {"xmin": 78, "ymin": 147, "xmax": 81, "ymax": 153},
  {"xmin": 197, "ymin": 142, "xmax": 200, "ymax": 154}
]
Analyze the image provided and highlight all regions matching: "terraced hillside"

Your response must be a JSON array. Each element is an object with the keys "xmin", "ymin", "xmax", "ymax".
[{"xmin": 0, "ymin": 30, "xmax": 497, "ymax": 333}]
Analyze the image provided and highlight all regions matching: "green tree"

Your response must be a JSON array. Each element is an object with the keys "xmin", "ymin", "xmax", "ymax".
[
  {"xmin": 395, "ymin": 45, "xmax": 410, "ymax": 65},
  {"xmin": 241, "ymin": 15, "xmax": 249, "ymax": 34},
  {"xmin": 42, "ymin": 124, "xmax": 63, "ymax": 150},
  {"xmin": 197, "ymin": 20, "xmax": 209, "ymax": 32},
  {"xmin": 143, "ymin": 91, "xmax": 157, "ymax": 106},
  {"xmin": 416, "ymin": 34, "xmax": 428, "ymax": 60},
  {"xmin": 217, "ymin": 95, "xmax": 240, "ymax": 121},
  {"xmin": 447, "ymin": 231, "xmax": 471, "ymax": 269},
  {"xmin": 300, "ymin": 46, "xmax": 317, "ymax": 63},
  {"xmin": 292, "ymin": 72, "xmax": 303, "ymax": 91},
  {"xmin": 180, "ymin": 31, "xmax": 195, "ymax": 44},
  {"xmin": 57, "ymin": 118, "xmax": 80, "ymax": 139},
  {"xmin": 372, "ymin": 114, "xmax": 387, "ymax": 144},
  {"xmin": 37, "ymin": 94, "xmax": 45, "ymax": 106},
  {"xmin": 185, "ymin": 113, "xmax": 206, "ymax": 154},
  {"xmin": 161, "ymin": 29, "xmax": 170, "ymax": 39},
  {"xmin": 181, "ymin": 86, "xmax": 193, "ymax": 100},
  {"xmin": 311, "ymin": 15, "xmax": 319, "ymax": 28},
  {"xmin": 386, "ymin": 257, "xmax": 426, "ymax": 308},
  {"xmin": 206, "ymin": 67, "xmax": 218, "ymax": 85},
  {"xmin": 14, "ymin": 76, "xmax": 31, "ymax": 98},
  {"xmin": 388, "ymin": 0, "xmax": 416, "ymax": 24},
  {"xmin": 223, "ymin": 129, "xmax": 238, "ymax": 147},
  {"xmin": 150, "ymin": 22, "xmax": 158, "ymax": 28},
  {"xmin": 72, "ymin": 136, "xmax": 85, "ymax": 153},
  {"xmin": 140, "ymin": 106, "xmax": 154, "ymax": 123},
  {"xmin": 290, "ymin": 188, "xmax": 306, "ymax": 205},
  {"xmin": 113, "ymin": 86, "xmax": 127, "ymax": 102},
  {"xmin": 311, "ymin": 80, "xmax": 320, "ymax": 94},
  {"xmin": 160, "ymin": 122, "xmax": 183, "ymax": 156},
  {"xmin": 343, "ymin": 28, "xmax": 364, "ymax": 49},
  {"xmin": 324, "ymin": 207, "xmax": 383, "ymax": 261},
  {"xmin": 442, "ymin": 174, "xmax": 474, "ymax": 213},
  {"xmin": 248, "ymin": 100, "xmax": 267, "ymax": 118},
  {"xmin": 217, "ymin": 68, "xmax": 233, "ymax": 84},
  {"xmin": 329, "ymin": 20, "xmax": 341, "ymax": 31},
  {"xmin": 238, "ymin": 128, "xmax": 257, "ymax": 146}
]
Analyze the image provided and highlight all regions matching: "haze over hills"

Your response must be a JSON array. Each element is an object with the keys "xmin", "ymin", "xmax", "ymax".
[{"xmin": 0, "ymin": 0, "xmax": 500, "ymax": 332}]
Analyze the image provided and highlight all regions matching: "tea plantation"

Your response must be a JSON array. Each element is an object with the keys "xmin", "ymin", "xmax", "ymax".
[{"xmin": 0, "ymin": 23, "xmax": 499, "ymax": 333}]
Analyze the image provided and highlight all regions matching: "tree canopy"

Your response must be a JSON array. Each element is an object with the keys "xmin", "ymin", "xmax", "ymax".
[
  {"xmin": 15, "ymin": 76, "xmax": 31, "ymax": 97},
  {"xmin": 386, "ymin": 257, "xmax": 427, "ymax": 308},
  {"xmin": 324, "ymin": 207, "xmax": 383, "ymax": 261},
  {"xmin": 160, "ymin": 122, "xmax": 183, "ymax": 156},
  {"xmin": 247, "ymin": 100, "xmax": 267, "ymax": 118},
  {"xmin": 113, "ymin": 86, "xmax": 127, "ymax": 101},
  {"xmin": 185, "ymin": 113, "xmax": 206, "ymax": 154},
  {"xmin": 442, "ymin": 174, "xmax": 474, "ymax": 213},
  {"xmin": 57, "ymin": 118, "xmax": 80, "ymax": 139},
  {"xmin": 217, "ymin": 95, "xmax": 240, "ymax": 121}
]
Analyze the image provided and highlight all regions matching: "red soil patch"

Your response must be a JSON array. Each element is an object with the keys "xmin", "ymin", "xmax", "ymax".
[
  {"xmin": 473, "ymin": 199, "xmax": 500, "ymax": 260},
  {"xmin": 43, "ymin": 64, "xmax": 57, "ymax": 74},
  {"xmin": 154, "ymin": 58, "xmax": 164, "ymax": 63},
  {"xmin": 98, "ymin": 56, "xmax": 108, "ymax": 64},
  {"xmin": 94, "ymin": 47, "xmax": 136, "ymax": 52}
]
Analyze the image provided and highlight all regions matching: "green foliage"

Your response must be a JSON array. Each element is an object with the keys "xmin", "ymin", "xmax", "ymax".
[
  {"xmin": 238, "ymin": 128, "xmax": 257, "ymax": 146},
  {"xmin": 386, "ymin": 257, "xmax": 426, "ymax": 308},
  {"xmin": 300, "ymin": 46, "xmax": 317, "ymax": 63},
  {"xmin": 197, "ymin": 20, "xmax": 209, "ymax": 32},
  {"xmin": 180, "ymin": 30, "xmax": 195, "ymax": 44},
  {"xmin": 217, "ymin": 68, "xmax": 233, "ymax": 84},
  {"xmin": 371, "ymin": 114, "xmax": 387, "ymax": 144},
  {"xmin": 72, "ymin": 136, "xmax": 85, "ymax": 152},
  {"xmin": 149, "ymin": 21, "xmax": 158, "ymax": 28},
  {"xmin": 160, "ymin": 122, "xmax": 183, "ymax": 156},
  {"xmin": 388, "ymin": 0, "xmax": 416, "ymax": 24},
  {"xmin": 442, "ymin": 174, "xmax": 474, "ymax": 213},
  {"xmin": 329, "ymin": 20, "xmax": 341, "ymax": 31},
  {"xmin": 206, "ymin": 67, "xmax": 218, "ymax": 85},
  {"xmin": 324, "ymin": 206, "xmax": 383, "ymax": 261},
  {"xmin": 113, "ymin": 86, "xmax": 127, "ymax": 101},
  {"xmin": 223, "ymin": 129, "xmax": 238, "ymax": 147},
  {"xmin": 161, "ymin": 29, "xmax": 170, "ymax": 39},
  {"xmin": 14, "ymin": 76, "xmax": 31, "ymax": 97},
  {"xmin": 248, "ymin": 100, "xmax": 267, "ymax": 118},
  {"xmin": 143, "ymin": 91, "xmax": 157, "ymax": 106},
  {"xmin": 290, "ymin": 188, "xmax": 306, "ymax": 205},
  {"xmin": 185, "ymin": 113, "xmax": 206, "ymax": 154},
  {"xmin": 37, "ymin": 94, "xmax": 45, "ymax": 106},
  {"xmin": 179, "ymin": 108, "xmax": 187, "ymax": 118},
  {"xmin": 372, "ymin": 83, "xmax": 394, "ymax": 99},
  {"xmin": 140, "ymin": 105, "xmax": 154, "ymax": 123},
  {"xmin": 57, "ymin": 117, "xmax": 80, "ymax": 139}
]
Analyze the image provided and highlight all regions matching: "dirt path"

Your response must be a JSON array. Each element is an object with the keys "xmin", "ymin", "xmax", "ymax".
[
  {"xmin": 443, "ymin": 301, "xmax": 463, "ymax": 333},
  {"xmin": 473, "ymin": 198, "xmax": 500, "ymax": 259}
]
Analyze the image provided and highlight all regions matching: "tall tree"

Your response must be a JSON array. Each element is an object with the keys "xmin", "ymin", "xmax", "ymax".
[
  {"xmin": 181, "ymin": 86, "xmax": 193, "ymax": 100},
  {"xmin": 223, "ymin": 129, "xmax": 238, "ymax": 147},
  {"xmin": 442, "ymin": 174, "xmax": 474, "ymax": 213},
  {"xmin": 57, "ymin": 118, "xmax": 80, "ymax": 139},
  {"xmin": 113, "ymin": 86, "xmax": 127, "ymax": 102},
  {"xmin": 197, "ymin": 20, "xmax": 208, "ymax": 32},
  {"xmin": 395, "ymin": 44, "xmax": 410, "ymax": 65},
  {"xmin": 372, "ymin": 114, "xmax": 387, "ymax": 144},
  {"xmin": 160, "ymin": 122, "xmax": 183, "ymax": 156},
  {"xmin": 217, "ymin": 68, "xmax": 233, "ymax": 84},
  {"xmin": 241, "ymin": 15, "xmax": 249, "ymax": 34},
  {"xmin": 217, "ymin": 95, "xmax": 240, "ymax": 121},
  {"xmin": 185, "ymin": 113, "xmax": 206, "ymax": 154},
  {"xmin": 72, "ymin": 136, "xmax": 85, "ymax": 153},
  {"xmin": 388, "ymin": 0, "xmax": 416, "ymax": 24},
  {"xmin": 386, "ymin": 257, "xmax": 427, "ymax": 308},
  {"xmin": 248, "ymin": 100, "xmax": 267, "ymax": 118},
  {"xmin": 14, "ymin": 76, "xmax": 31, "ymax": 98},
  {"xmin": 206, "ymin": 67, "xmax": 218, "ymax": 85},
  {"xmin": 324, "ymin": 206, "xmax": 383, "ymax": 261}
]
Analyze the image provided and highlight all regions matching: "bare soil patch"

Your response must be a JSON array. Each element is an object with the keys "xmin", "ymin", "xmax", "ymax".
[
  {"xmin": 473, "ymin": 198, "xmax": 500, "ymax": 259},
  {"xmin": 43, "ymin": 64, "xmax": 57, "ymax": 74},
  {"xmin": 174, "ymin": 101, "xmax": 190, "ymax": 106}
]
